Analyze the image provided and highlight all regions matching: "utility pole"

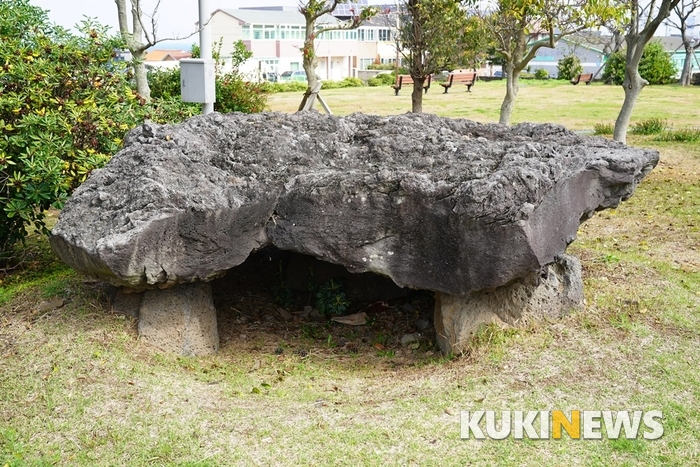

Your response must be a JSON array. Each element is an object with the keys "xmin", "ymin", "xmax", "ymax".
[{"xmin": 199, "ymin": 0, "xmax": 214, "ymax": 115}]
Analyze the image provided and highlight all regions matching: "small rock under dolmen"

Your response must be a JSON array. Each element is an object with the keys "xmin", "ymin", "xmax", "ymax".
[{"xmin": 50, "ymin": 112, "xmax": 658, "ymax": 355}]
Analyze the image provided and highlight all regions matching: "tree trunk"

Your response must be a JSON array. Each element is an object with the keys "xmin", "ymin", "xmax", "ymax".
[
  {"xmin": 132, "ymin": 49, "xmax": 150, "ymax": 99},
  {"xmin": 680, "ymin": 44, "xmax": 693, "ymax": 86},
  {"xmin": 613, "ymin": 39, "xmax": 648, "ymax": 143},
  {"xmin": 115, "ymin": 0, "xmax": 150, "ymax": 100},
  {"xmin": 613, "ymin": 65, "xmax": 647, "ymax": 143},
  {"xmin": 411, "ymin": 78, "xmax": 424, "ymax": 113},
  {"xmin": 299, "ymin": 19, "xmax": 319, "ymax": 111},
  {"xmin": 499, "ymin": 64, "xmax": 519, "ymax": 125}
]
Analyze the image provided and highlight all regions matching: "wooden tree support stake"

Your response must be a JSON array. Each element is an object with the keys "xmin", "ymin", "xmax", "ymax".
[{"xmin": 298, "ymin": 82, "xmax": 333, "ymax": 114}]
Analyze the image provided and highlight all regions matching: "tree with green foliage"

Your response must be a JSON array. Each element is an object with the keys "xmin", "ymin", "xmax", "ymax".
[
  {"xmin": 476, "ymin": 0, "xmax": 621, "ymax": 125},
  {"xmin": 603, "ymin": 41, "xmax": 677, "ymax": 85},
  {"xmin": 557, "ymin": 54, "xmax": 583, "ymax": 80},
  {"xmin": 396, "ymin": 0, "xmax": 470, "ymax": 113},
  {"xmin": 0, "ymin": 0, "xmax": 194, "ymax": 264},
  {"xmin": 611, "ymin": 0, "xmax": 681, "ymax": 142},
  {"xmin": 297, "ymin": 1, "xmax": 378, "ymax": 111}
]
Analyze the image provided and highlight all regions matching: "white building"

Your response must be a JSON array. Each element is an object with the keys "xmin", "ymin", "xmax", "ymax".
[{"xmin": 208, "ymin": 6, "xmax": 399, "ymax": 80}]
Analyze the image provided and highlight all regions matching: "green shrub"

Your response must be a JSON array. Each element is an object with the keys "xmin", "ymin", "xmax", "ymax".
[
  {"xmin": 602, "ymin": 51, "xmax": 625, "ymax": 85},
  {"xmin": 0, "ymin": 1, "xmax": 195, "ymax": 263},
  {"xmin": 638, "ymin": 41, "xmax": 677, "ymax": 85},
  {"xmin": 603, "ymin": 41, "xmax": 677, "ymax": 85},
  {"xmin": 630, "ymin": 118, "xmax": 667, "ymax": 135},
  {"xmin": 594, "ymin": 122, "xmax": 615, "ymax": 135},
  {"xmin": 367, "ymin": 63, "xmax": 395, "ymax": 70},
  {"xmin": 557, "ymin": 55, "xmax": 583, "ymax": 81},
  {"xmin": 261, "ymin": 81, "xmax": 308, "ymax": 93},
  {"xmin": 534, "ymin": 68, "xmax": 550, "ymax": 80},
  {"xmin": 216, "ymin": 75, "xmax": 268, "ymax": 113},
  {"xmin": 148, "ymin": 67, "xmax": 182, "ymax": 100},
  {"xmin": 321, "ymin": 77, "xmax": 364, "ymax": 89},
  {"xmin": 367, "ymin": 72, "xmax": 396, "ymax": 86},
  {"xmin": 655, "ymin": 128, "xmax": 700, "ymax": 142}
]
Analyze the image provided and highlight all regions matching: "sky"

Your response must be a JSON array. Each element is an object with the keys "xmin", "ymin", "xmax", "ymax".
[
  {"xmin": 29, "ymin": 1, "xmax": 385, "ymax": 40},
  {"xmin": 29, "ymin": 0, "xmax": 696, "ymax": 43},
  {"xmin": 31, "ymin": 0, "xmax": 303, "ymax": 38}
]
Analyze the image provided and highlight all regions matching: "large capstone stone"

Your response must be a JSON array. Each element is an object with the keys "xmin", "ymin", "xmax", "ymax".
[{"xmin": 50, "ymin": 112, "xmax": 657, "ymax": 354}]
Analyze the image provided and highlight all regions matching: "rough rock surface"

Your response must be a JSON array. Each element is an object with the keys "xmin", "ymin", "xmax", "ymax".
[
  {"xmin": 51, "ymin": 111, "xmax": 658, "ymax": 297},
  {"xmin": 137, "ymin": 283, "xmax": 219, "ymax": 355},
  {"xmin": 435, "ymin": 255, "xmax": 583, "ymax": 354}
]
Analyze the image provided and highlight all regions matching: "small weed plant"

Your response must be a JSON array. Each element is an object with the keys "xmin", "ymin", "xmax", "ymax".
[
  {"xmin": 594, "ymin": 122, "xmax": 615, "ymax": 135},
  {"xmin": 631, "ymin": 118, "xmax": 667, "ymax": 135}
]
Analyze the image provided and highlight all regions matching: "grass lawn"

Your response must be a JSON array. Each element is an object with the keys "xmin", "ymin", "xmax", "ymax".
[
  {"xmin": 269, "ymin": 79, "xmax": 700, "ymax": 132},
  {"xmin": 1, "ymin": 82, "xmax": 699, "ymax": 466}
]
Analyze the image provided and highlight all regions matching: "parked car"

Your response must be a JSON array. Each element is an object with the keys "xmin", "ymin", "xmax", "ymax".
[
  {"xmin": 263, "ymin": 71, "xmax": 278, "ymax": 82},
  {"xmin": 278, "ymin": 70, "xmax": 307, "ymax": 83}
]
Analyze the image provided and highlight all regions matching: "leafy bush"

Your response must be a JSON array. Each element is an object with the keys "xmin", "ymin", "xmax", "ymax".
[
  {"xmin": 261, "ymin": 81, "xmax": 308, "ymax": 93},
  {"xmin": 0, "ymin": 1, "xmax": 195, "ymax": 263},
  {"xmin": 367, "ymin": 72, "xmax": 396, "ymax": 86},
  {"xmin": 630, "ymin": 118, "xmax": 667, "ymax": 135},
  {"xmin": 321, "ymin": 77, "xmax": 364, "ymax": 89},
  {"xmin": 216, "ymin": 76, "xmax": 268, "ymax": 113},
  {"xmin": 594, "ymin": 122, "xmax": 615, "ymax": 135},
  {"xmin": 603, "ymin": 41, "xmax": 677, "ymax": 85},
  {"xmin": 638, "ymin": 41, "xmax": 677, "ymax": 85},
  {"xmin": 557, "ymin": 55, "xmax": 583, "ymax": 81},
  {"xmin": 534, "ymin": 68, "xmax": 550, "ymax": 80},
  {"xmin": 367, "ymin": 63, "xmax": 395, "ymax": 70},
  {"xmin": 148, "ymin": 67, "xmax": 182, "ymax": 100}
]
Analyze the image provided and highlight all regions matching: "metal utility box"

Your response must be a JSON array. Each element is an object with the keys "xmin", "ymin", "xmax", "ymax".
[{"xmin": 180, "ymin": 59, "xmax": 216, "ymax": 104}]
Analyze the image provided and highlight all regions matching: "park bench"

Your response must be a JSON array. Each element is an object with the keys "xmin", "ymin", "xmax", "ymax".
[
  {"xmin": 440, "ymin": 71, "xmax": 477, "ymax": 93},
  {"xmin": 570, "ymin": 73, "xmax": 593, "ymax": 85},
  {"xmin": 392, "ymin": 74, "xmax": 431, "ymax": 96}
]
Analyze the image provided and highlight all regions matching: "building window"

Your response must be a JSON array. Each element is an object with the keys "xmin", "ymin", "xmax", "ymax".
[
  {"xmin": 380, "ymin": 58, "xmax": 396, "ymax": 65},
  {"xmin": 264, "ymin": 25, "xmax": 276, "ymax": 40},
  {"xmin": 360, "ymin": 58, "xmax": 373, "ymax": 69},
  {"xmin": 378, "ymin": 29, "xmax": 392, "ymax": 41},
  {"xmin": 360, "ymin": 29, "xmax": 375, "ymax": 41},
  {"xmin": 242, "ymin": 25, "xmax": 250, "ymax": 40},
  {"xmin": 252, "ymin": 25, "xmax": 263, "ymax": 40},
  {"xmin": 290, "ymin": 62, "xmax": 300, "ymax": 71},
  {"xmin": 291, "ymin": 26, "xmax": 303, "ymax": 40}
]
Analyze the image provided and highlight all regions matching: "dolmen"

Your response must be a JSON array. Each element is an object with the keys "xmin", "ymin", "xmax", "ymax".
[{"xmin": 50, "ymin": 112, "xmax": 658, "ymax": 355}]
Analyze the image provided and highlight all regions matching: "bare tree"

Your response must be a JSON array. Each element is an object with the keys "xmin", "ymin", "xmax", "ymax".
[
  {"xmin": 115, "ymin": 0, "xmax": 198, "ymax": 100},
  {"xmin": 613, "ymin": 0, "xmax": 681, "ymax": 142},
  {"xmin": 477, "ymin": 0, "xmax": 619, "ymax": 125},
  {"xmin": 665, "ymin": 0, "xmax": 700, "ymax": 85},
  {"xmin": 297, "ymin": 1, "xmax": 378, "ymax": 111}
]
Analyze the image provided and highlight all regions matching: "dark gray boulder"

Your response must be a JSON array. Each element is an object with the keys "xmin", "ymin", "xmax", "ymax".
[{"xmin": 50, "ymin": 112, "xmax": 657, "ymax": 296}]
